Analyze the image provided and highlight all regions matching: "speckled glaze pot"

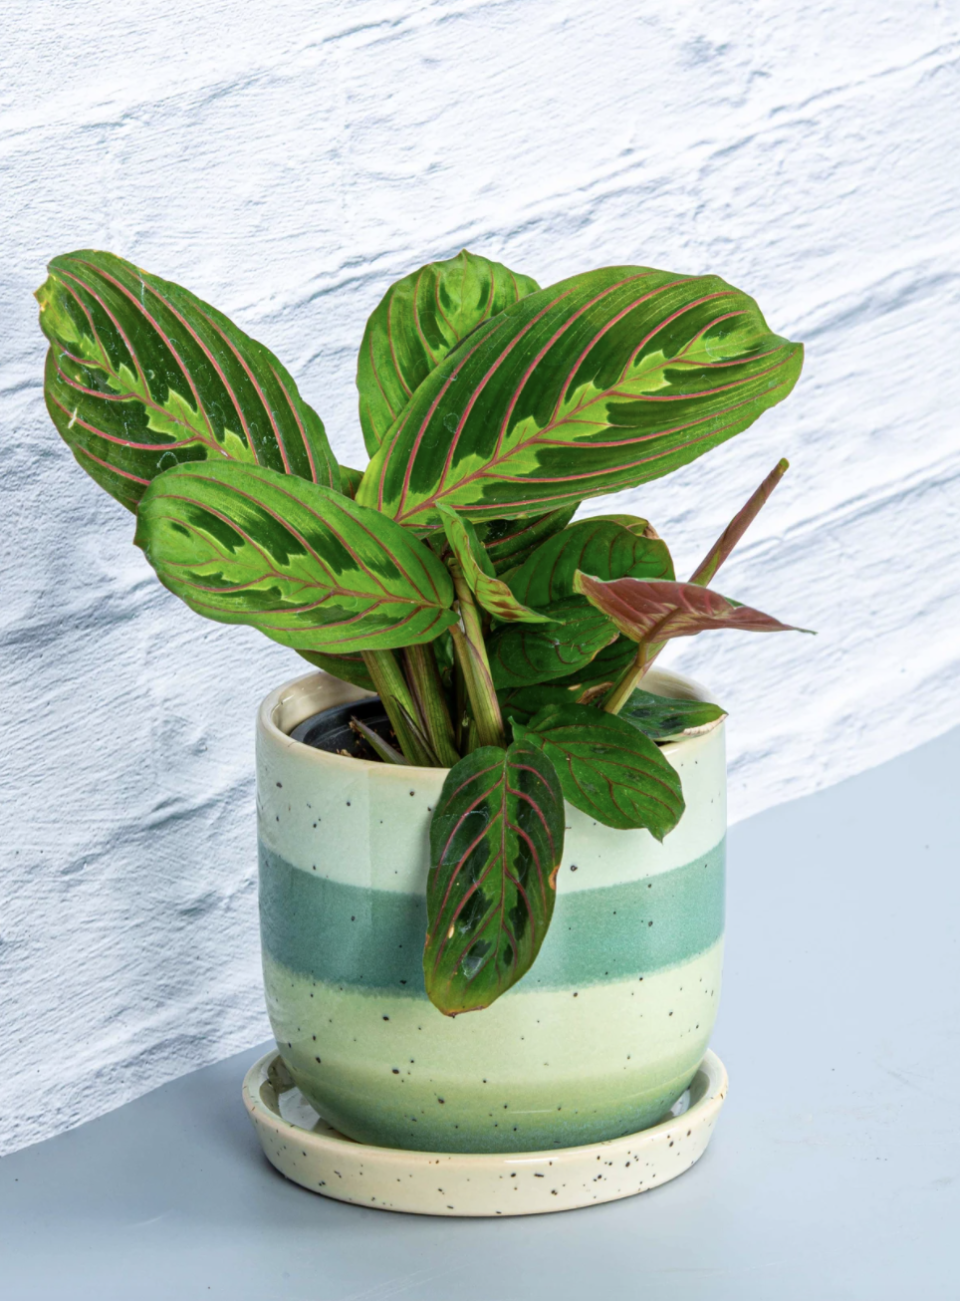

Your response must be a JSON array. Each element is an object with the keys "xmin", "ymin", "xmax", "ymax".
[{"xmin": 257, "ymin": 668, "xmax": 725, "ymax": 1155}]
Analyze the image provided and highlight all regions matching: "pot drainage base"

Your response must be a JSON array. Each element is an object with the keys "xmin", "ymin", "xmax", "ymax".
[{"xmin": 243, "ymin": 1049, "xmax": 727, "ymax": 1217}]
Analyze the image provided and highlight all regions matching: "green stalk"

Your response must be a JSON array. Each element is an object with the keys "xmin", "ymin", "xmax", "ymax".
[
  {"xmin": 450, "ymin": 574, "xmax": 505, "ymax": 749},
  {"xmin": 603, "ymin": 610, "xmax": 677, "ymax": 715},
  {"xmin": 360, "ymin": 650, "xmax": 435, "ymax": 766},
  {"xmin": 402, "ymin": 644, "xmax": 460, "ymax": 767},
  {"xmin": 603, "ymin": 641, "xmax": 656, "ymax": 715}
]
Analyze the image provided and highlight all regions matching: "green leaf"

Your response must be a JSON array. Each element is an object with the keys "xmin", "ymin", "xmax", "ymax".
[
  {"xmin": 437, "ymin": 505, "xmax": 551, "ymax": 624},
  {"xmin": 619, "ymin": 689, "xmax": 727, "ymax": 741},
  {"xmin": 134, "ymin": 461, "xmax": 457, "ymax": 653},
  {"xmin": 478, "ymin": 505, "xmax": 579, "ymax": 574},
  {"xmin": 37, "ymin": 250, "xmax": 339, "ymax": 511},
  {"xmin": 514, "ymin": 704, "xmax": 685, "ymax": 837},
  {"xmin": 488, "ymin": 597, "xmax": 619, "ymax": 688},
  {"xmin": 337, "ymin": 464, "xmax": 365, "ymax": 501},
  {"xmin": 497, "ymin": 684, "xmax": 582, "ymax": 727},
  {"xmin": 296, "ymin": 650, "xmax": 375, "ymax": 691},
  {"xmin": 423, "ymin": 741, "xmax": 565, "ymax": 1015},
  {"xmin": 586, "ymin": 513, "xmax": 660, "ymax": 538},
  {"xmin": 357, "ymin": 250, "xmax": 540, "ymax": 457},
  {"xmin": 573, "ymin": 573, "xmax": 810, "ymax": 645},
  {"xmin": 507, "ymin": 517, "xmax": 674, "ymax": 609},
  {"xmin": 548, "ymin": 635, "xmax": 638, "ymax": 695},
  {"xmin": 357, "ymin": 264, "xmax": 803, "ymax": 525}
]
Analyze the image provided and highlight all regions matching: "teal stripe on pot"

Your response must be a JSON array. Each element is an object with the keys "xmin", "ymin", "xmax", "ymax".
[{"xmin": 259, "ymin": 839, "xmax": 724, "ymax": 995}]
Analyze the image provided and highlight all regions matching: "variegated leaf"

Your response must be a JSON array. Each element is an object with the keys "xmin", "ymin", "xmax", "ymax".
[
  {"xmin": 37, "ymin": 250, "xmax": 339, "ymax": 511},
  {"xmin": 337, "ymin": 464, "xmax": 365, "ymax": 501},
  {"xmin": 488, "ymin": 598, "xmax": 619, "ymax": 688},
  {"xmin": 438, "ymin": 505, "xmax": 551, "ymax": 624},
  {"xmin": 135, "ymin": 462, "xmax": 457, "ymax": 653},
  {"xmin": 478, "ymin": 505, "xmax": 579, "ymax": 574},
  {"xmin": 574, "ymin": 573, "xmax": 809, "ymax": 645},
  {"xmin": 514, "ymin": 704, "xmax": 685, "ymax": 837},
  {"xmin": 423, "ymin": 741, "xmax": 565, "ymax": 1015},
  {"xmin": 357, "ymin": 250, "xmax": 540, "ymax": 456},
  {"xmin": 507, "ymin": 517, "xmax": 674, "ymax": 609},
  {"xmin": 357, "ymin": 265, "xmax": 803, "ymax": 525}
]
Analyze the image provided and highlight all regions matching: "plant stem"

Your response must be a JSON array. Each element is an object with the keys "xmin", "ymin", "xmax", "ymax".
[
  {"xmin": 450, "ymin": 574, "xmax": 505, "ymax": 748},
  {"xmin": 603, "ymin": 641, "xmax": 655, "ymax": 714},
  {"xmin": 402, "ymin": 644, "xmax": 460, "ymax": 767},
  {"xmin": 360, "ymin": 650, "xmax": 435, "ymax": 766},
  {"xmin": 603, "ymin": 460, "xmax": 790, "ymax": 715}
]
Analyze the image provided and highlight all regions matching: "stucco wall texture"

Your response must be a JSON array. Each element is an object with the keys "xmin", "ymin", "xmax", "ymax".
[{"xmin": 2, "ymin": 1, "xmax": 958, "ymax": 1154}]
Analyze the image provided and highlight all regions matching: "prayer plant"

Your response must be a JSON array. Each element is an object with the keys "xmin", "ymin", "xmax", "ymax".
[{"xmin": 37, "ymin": 248, "xmax": 808, "ymax": 1016}]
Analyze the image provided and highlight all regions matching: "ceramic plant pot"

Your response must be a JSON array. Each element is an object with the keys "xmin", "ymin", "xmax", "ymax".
[{"xmin": 257, "ymin": 668, "xmax": 725, "ymax": 1155}]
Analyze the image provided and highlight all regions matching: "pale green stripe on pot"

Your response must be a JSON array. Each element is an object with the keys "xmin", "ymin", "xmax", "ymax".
[
  {"xmin": 256, "ymin": 717, "xmax": 726, "ymax": 895},
  {"xmin": 259, "ymin": 837, "xmax": 724, "ymax": 994},
  {"xmin": 262, "ymin": 940, "xmax": 722, "ymax": 1152}
]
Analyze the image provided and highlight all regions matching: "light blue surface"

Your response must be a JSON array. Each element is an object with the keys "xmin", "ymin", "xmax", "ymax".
[{"xmin": 2, "ymin": 727, "xmax": 958, "ymax": 1300}]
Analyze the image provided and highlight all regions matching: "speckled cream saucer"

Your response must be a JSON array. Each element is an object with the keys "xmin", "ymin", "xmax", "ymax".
[{"xmin": 243, "ymin": 1050, "xmax": 727, "ymax": 1216}]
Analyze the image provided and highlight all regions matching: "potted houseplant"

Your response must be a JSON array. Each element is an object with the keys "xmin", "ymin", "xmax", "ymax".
[{"xmin": 37, "ymin": 248, "xmax": 806, "ymax": 1210}]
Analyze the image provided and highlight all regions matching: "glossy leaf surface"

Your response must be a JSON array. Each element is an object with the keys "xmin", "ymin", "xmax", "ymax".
[
  {"xmin": 574, "ymin": 573, "xmax": 808, "ymax": 645},
  {"xmin": 515, "ymin": 704, "xmax": 685, "ymax": 836},
  {"xmin": 135, "ymin": 462, "xmax": 456, "ymax": 653},
  {"xmin": 424, "ymin": 741, "xmax": 565, "ymax": 1015},
  {"xmin": 438, "ymin": 505, "xmax": 551, "ymax": 624},
  {"xmin": 620, "ymin": 689, "xmax": 726, "ymax": 741},
  {"xmin": 358, "ymin": 265, "xmax": 803, "ymax": 525},
  {"xmin": 357, "ymin": 250, "xmax": 540, "ymax": 456},
  {"xmin": 507, "ymin": 517, "xmax": 674, "ymax": 608},
  {"xmin": 488, "ymin": 598, "xmax": 619, "ymax": 688},
  {"xmin": 37, "ymin": 250, "xmax": 338, "ymax": 510}
]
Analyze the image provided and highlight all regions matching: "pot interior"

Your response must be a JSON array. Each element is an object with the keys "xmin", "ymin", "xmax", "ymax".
[{"xmin": 289, "ymin": 696, "xmax": 397, "ymax": 759}]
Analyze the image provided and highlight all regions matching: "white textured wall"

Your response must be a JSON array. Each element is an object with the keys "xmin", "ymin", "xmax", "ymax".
[{"xmin": 2, "ymin": 1, "xmax": 959, "ymax": 1155}]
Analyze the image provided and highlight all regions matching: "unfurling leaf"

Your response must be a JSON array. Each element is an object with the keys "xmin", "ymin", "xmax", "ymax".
[
  {"xmin": 507, "ymin": 517, "xmax": 674, "ymax": 609},
  {"xmin": 514, "ymin": 704, "xmax": 685, "ymax": 837},
  {"xmin": 437, "ymin": 505, "xmax": 551, "ymax": 625},
  {"xmin": 424, "ymin": 741, "xmax": 565, "ymax": 1015},
  {"xmin": 135, "ymin": 462, "xmax": 457, "ymax": 653},
  {"xmin": 689, "ymin": 458, "xmax": 789, "ymax": 587},
  {"xmin": 620, "ymin": 690, "xmax": 727, "ymax": 741},
  {"xmin": 358, "ymin": 265, "xmax": 803, "ymax": 525},
  {"xmin": 478, "ymin": 506, "xmax": 579, "ymax": 574},
  {"xmin": 357, "ymin": 250, "xmax": 540, "ymax": 456},
  {"xmin": 37, "ymin": 250, "xmax": 339, "ymax": 510},
  {"xmin": 574, "ymin": 573, "xmax": 810, "ymax": 646},
  {"xmin": 488, "ymin": 598, "xmax": 619, "ymax": 688}
]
